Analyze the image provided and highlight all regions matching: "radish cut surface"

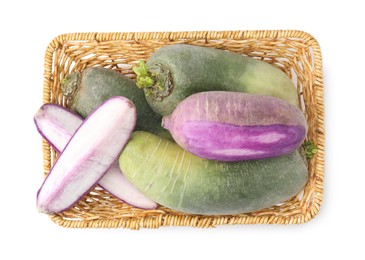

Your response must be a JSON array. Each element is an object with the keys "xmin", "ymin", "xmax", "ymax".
[
  {"xmin": 36, "ymin": 97, "xmax": 136, "ymax": 214},
  {"xmin": 34, "ymin": 104, "xmax": 83, "ymax": 153},
  {"xmin": 34, "ymin": 103, "xmax": 157, "ymax": 209}
]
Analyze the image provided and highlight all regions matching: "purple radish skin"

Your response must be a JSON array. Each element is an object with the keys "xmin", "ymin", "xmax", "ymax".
[
  {"xmin": 36, "ymin": 97, "xmax": 137, "ymax": 214},
  {"xmin": 34, "ymin": 103, "xmax": 157, "ymax": 210},
  {"xmin": 162, "ymin": 91, "xmax": 308, "ymax": 161}
]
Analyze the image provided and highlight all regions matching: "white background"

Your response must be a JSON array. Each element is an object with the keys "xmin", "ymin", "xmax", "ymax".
[{"xmin": 0, "ymin": 0, "xmax": 363, "ymax": 259}]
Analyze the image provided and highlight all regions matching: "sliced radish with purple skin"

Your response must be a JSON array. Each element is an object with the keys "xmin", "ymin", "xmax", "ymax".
[
  {"xmin": 34, "ymin": 104, "xmax": 157, "ymax": 210},
  {"xmin": 162, "ymin": 91, "xmax": 308, "ymax": 161},
  {"xmin": 34, "ymin": 104, "xmax": 84, "ymax": 152},
  {"xmin": 36, "ymin": 96, "xmax": 137, "ymax": 214}
]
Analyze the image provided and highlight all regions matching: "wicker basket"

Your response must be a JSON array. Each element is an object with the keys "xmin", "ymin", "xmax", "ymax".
[{"xmin": 41, "ymin": 30, "xmax": 325, "ymax": 229}]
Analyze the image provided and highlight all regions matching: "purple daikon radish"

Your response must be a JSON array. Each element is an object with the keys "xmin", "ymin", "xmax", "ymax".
[
  {"xmin": 34, "ymin": 104, "xmax": 157, "ymax": 210},
  {"xmin": 36, "ymin": 96, "xmax": 137, "ymax": 214},
  {"xmin": 162, "ymin": 91, "xmax": 308, "ymax": 161}
]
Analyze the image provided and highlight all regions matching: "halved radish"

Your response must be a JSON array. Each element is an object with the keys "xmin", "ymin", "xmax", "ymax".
[
  {"xmin": 36, "ymin": 97, "xmax": 137, "ymax": 214},
  {"xmin": 34, "ymin": 104, "xmax": 83, "ymax": 153},
  {"xmin": 34, "ymin": 104, "xmax": 158, "ymax": 210}
]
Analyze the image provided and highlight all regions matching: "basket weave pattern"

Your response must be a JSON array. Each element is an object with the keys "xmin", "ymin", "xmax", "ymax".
[{"xmin": 42, "ymin": 30, "xmax": 324, "ymax": 229}]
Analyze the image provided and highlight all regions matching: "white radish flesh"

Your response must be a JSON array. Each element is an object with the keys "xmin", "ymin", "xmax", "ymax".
[
  {"xmin": 34, "ymin": 104, "xmax": 83, "ymax": 153},
  {"xmin": 34, "ymin": 103, "xmax": 157, "ymax": 210},
  {"xmin": 36, "ymin": 97, "xmax": 137, "ymax": 214}
]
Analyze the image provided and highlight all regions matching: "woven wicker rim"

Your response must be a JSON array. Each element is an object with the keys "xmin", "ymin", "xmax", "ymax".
[{"xmin": 41, "ymin": 30, "xmax": 325, "ymax": 229}]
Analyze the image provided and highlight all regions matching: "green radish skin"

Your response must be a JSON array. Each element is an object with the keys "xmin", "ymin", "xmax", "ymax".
[
  {"xmin": 135, "ymin": 44, "xmax": 299, "ymax": 116},
  {"xmin": 119, "ymin": 131, "xmax": 308, "ymax": 215},
  {"xmin": 61, "ymin": 67, "xmax": 169, "ymax": 138}
]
